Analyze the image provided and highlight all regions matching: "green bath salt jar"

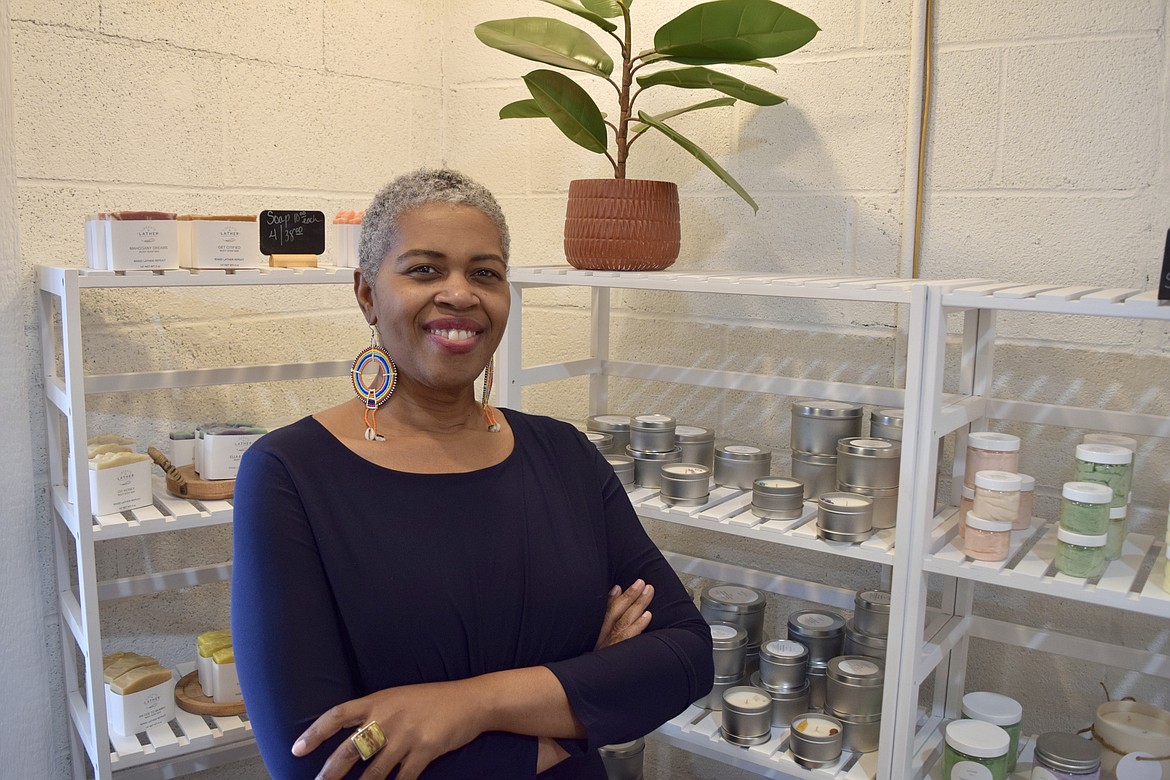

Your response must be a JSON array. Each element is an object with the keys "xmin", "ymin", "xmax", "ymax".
[
  {"xmin": 1059, "ymin": 482, "xmax": 1112, "ymax": 535},
  {"xmin": 1105, "ymin": 505, "xmax": 1128, "ymax": 561},
  {"xmin": 944, "ymin": 718, "xmax": 1009, "ymax": 780},
  {"xmin": 1073, "ymin": 444, "xmax": 1132, "ymax": 508},
  {"xmin": 1056, "ymin": 528, "xmax": 1108, "ymax": 579},
  {"xmin": 962, "ymin": 692, "xmax": 1022, "ymax": 773}
]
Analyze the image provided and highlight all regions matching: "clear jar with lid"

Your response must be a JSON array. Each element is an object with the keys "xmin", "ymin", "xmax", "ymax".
[
  {"xmin": 963, "ymin": 432, "xmax": 1021, "ymax": 488},
  {"xmin": 1073, "ymin": 443, "xmax": 1132, "ymax": 508},
  {"xmin": 1016, "ymin": 473, "xmax": 1036, "ymax": 531},
  {"xmin": 1056, "ymin": 528, "xmax": 1108, "ymax": 578},
  {"xmin": 675, "ymin": 425, "xmax": 715, "ymax": 469},
  {"xmin": 963, "ymin": 514, "xmax": 1012, "ymax": 562},
  {"xmin": 944, "ymin": 719, "xmax": 1009, "ymax": 780},
  {"xmin": 629, "ymin": 414, "xmax": 677, "ymax": 453},
  {"xmin": 1105, "ymin": 505, "xmax": 1127, "ymax": 561},
  {"xmin": 587, "ymin": 414, "xmax": 631, "ymax": 452},
  {"xmin": 962, "ymin": 691, "xmax": 1022, "ymax": 772},
  {"xmin": 973, "ymin": 470, "xmax": 1022, "ymax": 523},
  {"xmin": 958, "ymin": 486, "xmax": 975, "ymax": 537},
  {"xmin": 1059, "ymin": 481, "xmax": 1112, "ymax": 535},
  {"xmin": 713, "ymin": 444, "xmax": 771, "ymax": 489},
  {"xmin": 1031, "ymin": 731, "xmax": 1101, "ymax": 780},
  {"xmin": 791, "ymin": 400, "xmax": 863, "ymax": 455}
]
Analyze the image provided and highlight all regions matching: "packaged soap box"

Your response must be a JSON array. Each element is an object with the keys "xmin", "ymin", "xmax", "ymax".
[
  {"xmin": 196, "ymin": 424, "xmax": 267, "ymax": 480},
  {"xmin": 178, "ymin": 215, "xmax": 264, "ymax": 269},
  {"xmin": 333, "ymin": 210, "xmax": 364, "ymax": 268},
  {"xmin": 87, "ymin": 440, "xmax": 152, "ymax": 515},
  {"xmin": 88, "ymin": 211, "xmax": 181, "ymax": 271},
  {"xmin": 103, "ymin": 653, "xmax": 176, "ymax": 736}
]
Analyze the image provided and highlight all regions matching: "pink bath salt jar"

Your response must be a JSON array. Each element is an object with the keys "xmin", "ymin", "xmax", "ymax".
[
  {"xmin": 1015, "ymin": 474, "xmax": 1035, "ymax": 531},
  {"xmin": 963, "ymin": 432, "xmax": 1021, "ymax": 489},
  {"xmin": 958, "ymin": 486, "xmax": 975, "ymax": 537},
  {"xmin": 964, "ymin": 513, "xmax": 1012, "ymax": 562}
]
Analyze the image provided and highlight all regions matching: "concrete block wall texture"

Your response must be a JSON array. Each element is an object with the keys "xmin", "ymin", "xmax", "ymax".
[{"xmin": 3, "ymin": 0, "xmax": 1169, "ymax": 777}]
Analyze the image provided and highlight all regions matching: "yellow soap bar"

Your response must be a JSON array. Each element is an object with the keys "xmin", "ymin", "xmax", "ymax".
[
  {"xmin": 87, "ymin": 443, "xmax": 132, "ymax": 458},
  {"xmin": 211, "ymin": 647, "xmax": 234, "ymax": 665},
  {"xmin": 89, "ymin": 451, "xmax": 149, "ymax": 470},
  {"xmin": 103, "ymin": 652, "xmax": 155, "ymax": 684},
  {"xmin": 110, "ymin": 663, "xmax": 172, "ymax": 695},
  {"xmin": 88, "ymin": 434, "xmax": 135, "ymax": 446},
  {"xmin": 197, "ymin": 630, "xmax": 232, "ymax": 658}
]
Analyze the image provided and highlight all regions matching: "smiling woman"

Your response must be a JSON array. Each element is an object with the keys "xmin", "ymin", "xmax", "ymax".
[{"xmin": 230, "ymin": 169, "xmax": 714, "ymax": 780}]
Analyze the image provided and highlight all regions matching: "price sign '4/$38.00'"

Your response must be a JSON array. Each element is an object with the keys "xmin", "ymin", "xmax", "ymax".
[{"xmin": 259, "ymin": 210, "xmax": 326, "ymax": 257}]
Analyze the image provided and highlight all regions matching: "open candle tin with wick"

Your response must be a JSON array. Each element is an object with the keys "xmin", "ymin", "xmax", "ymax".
[
  {"xmin": 675, "ymin": 425, "xmax": 715, "ymax": 469},
  {"xmin": 714, "ymin": 444, "xmax": 772, "ymax": 489},
  {"xmin": 626, "ymin": 445, "xmax": 681, "ymax": 489},
  {"xmin": 659, "ymin": 463, "xmax": 711, "ymax": 506},
  {"xmin": 837, "ymin": 437, "xmax": 901, "ymax": 490},
  {"xmin": 752, "ymin": 477, "xmax": 805, "ymax": 520},
  {"xmin": 720, "ymin": 686, "xmax": 774, "ymax": 746},
  {"xmin": 789, "ymin": 713, "xmax": 845, "ymax": 768},
  {"xmin": 629, "ymin": 414, "xmax": 677, "ymax": 453},
  {"xmin": 587, "ymin": 414, "xmax": 631, "ymax": 452},
  {"xmin": 792, "ymin": 451, "xmax": 838, "ymax": 499},
  {"xmin": 699, "ymin": 673, "xmax": 743, "ymax": 710},
  {"xmin": 791, "ymin": 400, "xmax": 863, "ymax": 455},
  {"xmin": 749, "ymin": 671, "xmax": 810, "ymax": 727},
  {"xmin": 584, "ymin": 430, "xmax": 614, "ymax": 454},
  {"xmin": 605, "ymin": 455, "xmax": 635, "ymax": 490},
  {"xmin": 817, "ymin": 493, "xmax": 874, "ymax": 543}
]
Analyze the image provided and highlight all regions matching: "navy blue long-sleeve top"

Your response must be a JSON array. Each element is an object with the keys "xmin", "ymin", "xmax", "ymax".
[{"xmin": 231, "ymin": 409, "xmax": 713, "ymax": 779}]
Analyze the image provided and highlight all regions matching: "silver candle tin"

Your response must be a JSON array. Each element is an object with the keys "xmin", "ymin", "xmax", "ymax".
[
  {"xmin": 853, "ymin": 589, "xmax": 892, "ymax": 637},
  {"xmin": 750, "ymin": 671, "xmax": 810, "ymax": 727},
  {"xmin": 789, "ymin": 713, "xmax": 844, "ymax": 769},
  {"xmin": 791, "ymin": 451, "xmax": 838, "ymax": 499},
  {"xmin": 829, "ymin": 708, "xmax": 882, "ymax": 753},
  {"xmin": 699, "ymin": 673, "xmax": 743, "ymax": 710},
  {"xmin": 843, "ymin": 620, "xmax": 888, "ymax": 662},
  {"xmin": 709, "ymin": 623, "xmax": 748, "ymax": 678},
  {"xmin": 660, "ymin": 463, "xmax": 711, "ymax": 506},
  {"xmin": 585, "ymin": 430, "xmax": 614, "ymax": 454},
  {"xmin": 675, "ymin": 425, "xmax": 715, "ymax": 469},
  {"xmin": 598, "ymin": 738, "xmax": 645, "ymax": 780},
  {"xmin": 786, "ymin": 610, "xmax": 846, "ymax": 667},
  {"xmin": 626, "ymin": 445, "xmax": 681, "ymax": 489},
  {"xmin": 825, "ymin": 656, "xmax": 884, "ymax": 717},
  {"xmin": 743, "ymin": 645, "xmax": 761, "ymax": 678},
  {"xmin": 836, "ymin": 437, "xmax": 901, "ymax": 490},
  {"xmin": 587, "ymin": 414, "xmax": 632, "ymax": 453},
  {"xmin": 629, "ymin": 414, "xmax": 677, "ymax": 453},
  {"xmin": 869, "ymin": 408, "xmax": 904, "ymax": 441},
  {"xmin": 758, "ymin": 638, "xmax": 809, "ymax": 690},
  {"xmin": 751, "ymin": 477, "xmax": 806, "ymax": 520},
  {"xmin": 605, "ymin": 455, "xmax": 636, "ymax": 490},
  {"xmin": 720, "ymin": 686, "xmax": 774, "ymax": 746},
  {"xmin": 791, "ymin": 400, "xmax": 863, "ymax": 456},
  {"xmin": 807, "ymin": 664, "xmax": 828, "ymax": 711},
  {"xmin": 713, "ymin": 444, "xmax": 772, "ymax": 490},
  {"xmin": 700, "ymin": 584, "xmax": 767, "ymax": 646},
  {"xmin": 817, "ymin": 493, "xmax": 874, "ymax": 543},
  {"xmin": 836, "ymin": 483, "xmax": 898, "ymax": 529}
]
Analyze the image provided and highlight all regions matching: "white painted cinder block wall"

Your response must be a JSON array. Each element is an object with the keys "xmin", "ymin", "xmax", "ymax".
[{"xmin": 2, "ymin": 0, "xmax": 1168, "ymax": 777}]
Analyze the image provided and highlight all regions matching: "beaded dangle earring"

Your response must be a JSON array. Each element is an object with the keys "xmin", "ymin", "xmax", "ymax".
[
  {"xmin": 351, "ymin": 325, "xmax": 397, "ymax": 441},
  {"xmin": 481, "ymin": 356, "xmax": 501, "ymax": 432}
]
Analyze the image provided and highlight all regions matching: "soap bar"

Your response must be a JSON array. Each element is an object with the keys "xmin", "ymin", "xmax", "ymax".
[
  {"xmin": 87, "ymin": 443, "xmax": 132, "ymax": 458},
  {"xmin": 198, "ymin": 630, "xmax": 233, "ymax": 698},
  {"xmin": 103, "ymin": 652, "xmax": 156, "ymax": 684},
  {"xmin": 89, "ymin": 451, "xmax": 149, "ymax": 470},
  {"xmin": 88, "ymin": 434, "xmax": 135, "ymax": 446},
  {"xmin": 110, "ymin": 664, "xmax": 172, "ymax": 695}
]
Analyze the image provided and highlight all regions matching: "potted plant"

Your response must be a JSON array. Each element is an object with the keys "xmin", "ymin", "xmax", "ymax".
[{"xmin": 475, "ymin": 0, "xmax": 819, "ymax": 271}]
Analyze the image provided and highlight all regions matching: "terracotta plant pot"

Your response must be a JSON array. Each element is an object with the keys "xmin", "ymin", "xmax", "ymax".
[{"xmin": 564, "ymin": 179, "xmax": 681, "ymax": 271}]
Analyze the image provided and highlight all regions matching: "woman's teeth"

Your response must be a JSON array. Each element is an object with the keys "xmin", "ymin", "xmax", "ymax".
[{"xmin": 431, "ymin": 329, "xmax": 477, "ymax": 341}]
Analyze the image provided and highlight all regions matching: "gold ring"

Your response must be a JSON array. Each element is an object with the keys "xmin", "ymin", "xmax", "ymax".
[{"xmin": 350, "ymin": 720, "xmax": 386, "ymax": 761}]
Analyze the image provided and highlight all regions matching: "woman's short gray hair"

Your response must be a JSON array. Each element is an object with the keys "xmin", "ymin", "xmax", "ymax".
[{"xmin": 359, "ymin": 169, "xmax": 510, "ymax": 283}]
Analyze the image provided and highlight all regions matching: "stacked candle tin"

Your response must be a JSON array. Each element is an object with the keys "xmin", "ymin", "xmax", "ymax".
[
  {"xmin": 825, "ymin": 655, "xmax": 884, "ymax": 753},
  {"xmin": 836, "ymin": 437, "xmax": 900, "ymax": 530},
  {"xmin": 623, "ymin": 414, "xmax": 682, "ymax": 488},
  {"xmin": 750, "ymin": 639, "xmax": 810, "ymax": 726},
  {"xmin": 714, "ymin": 443, "xmax": 772, "ymax": 489},
  {"xmin": 791, "ymin": 400, "xmax": 862, "ymax": 499},
  {"xmin": 787, "ymin": 608, "xmax": 846, "ymax": 711},
  {"xmin": 699, "ymin": 583, "xmax": 767, "ymax": 696},
  {"xmin": 844, "ymin": 589, "xmax": 891, "ymax": 663}
]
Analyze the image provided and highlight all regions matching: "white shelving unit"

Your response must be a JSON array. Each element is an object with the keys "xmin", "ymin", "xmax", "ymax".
[{"xmin": 37, "ymin": 265, "xmax": 355, "ymax": 780}]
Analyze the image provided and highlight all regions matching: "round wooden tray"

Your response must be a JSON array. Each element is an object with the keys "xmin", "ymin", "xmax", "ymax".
[
  {"xmin": 166, "ymin": 464, "xmax": 234, "ymax": 501},
  {"xmin": 174, "ymin": 670, "xmax": 246, "ymax": 716}
]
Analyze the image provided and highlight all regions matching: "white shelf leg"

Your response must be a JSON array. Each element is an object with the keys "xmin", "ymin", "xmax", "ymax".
[
  {"xmin": 498, "ymin": 283, "xmax": 524, "ymax": 411},
  {"xmin": 589, "ymin": 287, "xmax": 610, "ymax": 416}
]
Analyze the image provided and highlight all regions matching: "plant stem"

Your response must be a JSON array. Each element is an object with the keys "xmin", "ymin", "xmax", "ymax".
[{"xmin": 614, "ymin": 6, "xmax": 633, "ymax": 179}]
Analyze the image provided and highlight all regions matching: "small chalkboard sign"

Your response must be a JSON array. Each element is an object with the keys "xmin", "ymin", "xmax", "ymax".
[{"xmin": 259, "ymin": 210, "xmax": 326, "ymax": 256}]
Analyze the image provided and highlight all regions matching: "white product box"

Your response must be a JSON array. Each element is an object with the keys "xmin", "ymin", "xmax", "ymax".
[
  {"xmin": 169, "ymin": 435, "xmax": 195, "ymax": 468},
  {"xmin": 180, "ymin": 217, "xmax": 263, "ymax": 269},
  {"xmin": 88, "ymin": 458, "xmax": 153, "ymax": 515},
  {"xmin": 104, "ymin": 671, "xmax": 176, "ymax": 736},
  {"xmin": 105, "ymin": 215, "xmax": 180, "ymax": 270},
  {"xmin": 333, "ymin": 222, "xmax": 361, "ymax": 268},
  {"xmin": 199, "ymin": 431, "xmax": 263, "ymax": 480},
  {"xmin": 85, "ymin": 214, "xmax": 108, "ymax": 270},
  {"xmin": 211, "ymin": 660, "xmax": 241, "ymax": 704}
]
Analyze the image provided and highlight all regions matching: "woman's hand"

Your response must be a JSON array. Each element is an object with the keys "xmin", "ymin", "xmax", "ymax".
[
  {"xmin": 595, "ymin": 579, "xmax": 654, "ymax": 651},
  {"xmin": 292, "ymin": 679, "xmax": 486, "ymax": 780}
]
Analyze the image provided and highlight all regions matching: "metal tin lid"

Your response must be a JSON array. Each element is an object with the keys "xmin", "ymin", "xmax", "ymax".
[
  {"xmin": 945, "ymin": 719, "xmax": 1010, "ymax": 758},
  {"xmin": 632, "ymin": 413, "xmax": 675, "ymax": 431},
  {"xmin": 787, "ymin": 609, "xmax": 846, "ymax": 637},
  {"xmin": 675, "ymin": 424, "xmax": 714, "ymax": 442},
  {"xmin": 750, "ymin": 670, "xmax": 810, "ymax": 697},
  {"xmin": 964, "ymin": 513, "xmax": 1011, "ymax": 533},
  {"xmin": 1082, "ymin": 433, "xmax": 1137, "ymax": 452},
  {"xmin": 792, "ymin": 400, "xmax": 863, "ymax": 419},
  {"xmin": 870, "ymin": 408, "xmax": 904, "ymax": 427},
  {"xmin": 967, "ymin": 431, "xmax": 1021, "ymax": 452},
  {"xmin": 702, "ymin": 584, "xmax": 766, "ymax": 612},
  {"xmin": 1075, "ymin": 443, "xmax": 1132, "ymax": 465},
  {"xmin": 818, "ymin": 493, "xmax": 873, "ymax": 516},
  {"xmin": 761, "ymin": 638, "xmax": 808, "ymax": 663},
  {"xmin": 588, "ymin": 414, "xmax": 631, "ymax": 432},
  {"xmin": 1062, "ymin": 481, "xmax": 1113, "ymax": 504},
  {"xmin": 827, "ymin": 656, "xmax": 884, "ymax": 684},
  {"xmin": 855, "ymin": 589, "xmax": 892, "ymax": 615},
  {"xmin": 661, "ymin": 463, "xmax": 711, "ymax": 482},
  {"xmin": 1033, "ymin": 732, "xmax": 1102, "ymax": 772},
  {"xmin": 827, "ymin": 707, "xmax": 883, "ymax": 725},
  {"xmin": 710, "ymin": 623, "xmax": 748, "ymax": 649},
  {"xmin": 625, "ymin": 445, "xmax": 682, "ymax": 461},
  {"xmin": 960, "ymin": 691, "xmax": 1022, "ymax": 724},
  {"xmin": 845, "ymin": 620, "xmax": 888, "ymax": 648},
  {"xmin": 974, "ymin": 470, "xmax": 1022, "ymax": 491},
  {"xmin": 598, "ymin": 738, "xmax": 645, "ymax": 759},
  {"xmin": 1019, "ymin": 473, "xmax": 1036, "ymax": 492},
  {"xmin": 837, "ymin": 437, "xmax": 901, "ymax": 459},
  {"xmin": 792, "ymin": 451, "xmax": 837, "ymax": 466},
  {"xmin": 754, "ymin": 477, "xmax": 804, "ymax": 497},
  {"xmin": 716, "ymin": 444, "xmax": 770, "ymax": 462},
  {"xmin": 586, "ymin": 431, "xmax": 613, "ymax": 446},
  {"xmin": 1057, "ymin": 527, "xmax": 1108, "ymax": 547}
]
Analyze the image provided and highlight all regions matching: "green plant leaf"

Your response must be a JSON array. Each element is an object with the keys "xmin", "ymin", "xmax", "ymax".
[
  {"xmin": 653, "ymin": 0, "xmax": 820, "ymax": 62},
  {"xmin": 475, "ymin": 18, "xmax": 614, "ymax": 77},
  {"xmin": 535, "ymin": 0, "xmax": 618, "ymax": 33},
  {"xmin": 640, "ymin": 52, "xmax": 777, "ymax": 71},
  {"xmin": 500, "ymin": 99, "xmax": 548, "ymax": 119},
  {"xmin": 637, "ymin": 110, "xmax": 757, "ymax": 212},
  {"xmin": 524, "ymin": 70, "xmax": 609, "ymax": 154},
  {"xmin": 580, "ymin": 0, "xmax": 628, "ymax": 18},
  {"xmin": 630, "ymin": 97, "xmax": 736, "ymax": 133},
  {"xmin": 636, "ymin": 66, "xmax": 785, "ymax": 106}
]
